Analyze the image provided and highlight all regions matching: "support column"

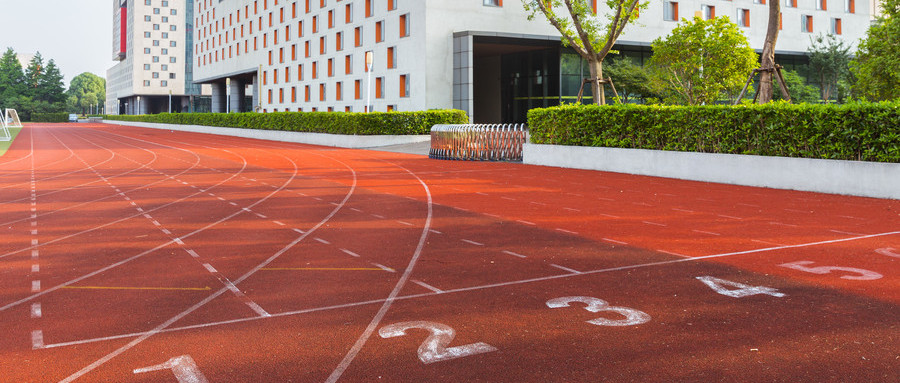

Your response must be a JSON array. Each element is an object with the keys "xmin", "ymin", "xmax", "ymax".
[
  {"xmin": 251, "ymin": 75, "xmax": 259, "ymax": 112},
  {"xmin": 229, "ymin": 79, "xmax": 244, "ymax": 113},
  {"xmin": 210, "ymin": 82, "xmax": 226, "ymax": 113}
]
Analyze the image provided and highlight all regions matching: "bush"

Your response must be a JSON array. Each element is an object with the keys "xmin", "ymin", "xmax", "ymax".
[
  {"xmin": 30, "ymin": 113, "xmax": 69, "ymax": 123},
  {"xmin": 102, "ymin": 110, "xmax": 468, "ymax": 135},
  {"xmin": 528, "ymin": 102, "xmax": 900, "ymax": 162}
]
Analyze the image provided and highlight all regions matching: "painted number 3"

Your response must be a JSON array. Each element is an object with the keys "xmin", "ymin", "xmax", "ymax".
[
  {"xmin": 379, "ymin": 321, "xmax": 498, "ymax": 364},
  {"xmin": 546, "ymin": 296, "xmax": 651, "ymax": 326}
]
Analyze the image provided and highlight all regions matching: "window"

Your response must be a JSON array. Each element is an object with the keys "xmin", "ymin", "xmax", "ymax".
[
  {"xmin": 399, "ymin": 14, "xmax": 409, "ymax": 37},
  {"xmin": 144, "ymin": 80, "xmax": 151, "ymax": 86},
  {"xmin": 737, "ymin": 8, "xmax": 750, "ymax": 27},
  {"xmin": 355, "ymin": 27, "xmax": 362, "ymax": 47},
  {"xmin": 145, "ymin": 15, "xmax": 152, "ymax": 22},
  {"xmin": 336, "ymin": 82, "xmax": 343, "ymax": 100},
  {"xmin": 328, "ymin": 58, "xmax": 334, "ymax": 77},
  {"xmin": 375, "ymin": 77, "xmax": 383, "ymax": 99},
  {"xmin": 387, "ymin": 47, "xmax": 395, "ymax": 69},
  {"xmin": 346, "ymin": 4, "xmax": 353, "ymax": 23},
  {"xmin": 153, "ymin": 56, "xmax": 160, "ymax": 62},
  {"xmin": 171, "ymin": 9, "xmax": 177, "ymax": 15},
  {"xmin": 143, "ymin": 64, "xmax": 151, "ymax": 70},
  {"xmin": 845, "ymin": 0, "xmax": 855, "ymax": 13},
  {"xmin": 355, "ymin": 79, "xmax": 362, "ymax": 99},
  {"xmin": 320, "ymin": 35, "xmax": 327, "ymax": 54},
  {"xmin": 399, "ymin": 74, "xmax": 409, "ymax": 97},
  {"xmin": 153, "ymin": 40, "xmax": 160, "ymax": 46},
  {"xmin": 153, "ymin": 24, "xmax": 160, "ymax": 30},
  {"xmin": 144, "ymin": 32, "xmax": 152, "ymax": 38},
  {"xmin": 328, "ymin": 10, "xmax": 334, "ymax": 28},
  {"xmin": 144, "ymin": 0, "xmax": 151, "ymax": 5},
  {"xmin": 817, "ymin": 0, "xmax": 827, "ymax": 9},
  {"xmin": 161, "ymin": 48, "xmax": 168, "ymax": 55},
  {"xmin": 663, "ymin": 2, "xmax": 678, "ymax": 21},
  {"xmin": 336, "ymin": 32, "xmax": 343, "ymax": 51},
  {"xmin": 305, "ymin": 85, "xmax": 310, "ymax": 102},
  {"xmin": 366, "ymin": 0, "xmax": 373, "ymax": 17},
  {"xmin": 831, "ymin": 18, "xmax": 842, "ymax": 34},
  {"xmin": 144, "ymin": 48, "xmax": 151, "ymax": 54},
  {"xmin": 170, "ymin": 41, "xmax": 177, "ymax": 47},
  {"xmin": 483, "ymin": 0, "xmax": 502, "ymax": 6},
  {"xmin": 162, "ymin": 16, "xmax": 168, "ymax": 22},
  {"xmin": 153, "ymin": 72, "xmax": 160, "ymax": 78},
  {"xmin": 291, "ymin": 87, "xmax": 297, "ymax": 102},
  {"xmin": 802, "ymin": 15, "xmax": 813, "ymax": 32},
  {"xmin": 375, "ymin": 21, "xmax": 383, "ymax": 42},
  {"xmin": 702, "ymin": 5, "xmax": 715, "ymax": 20},
  {"xmin": 161, "ymin": 1, "xmax": 168, "ymax": 6},
  {"xmin": 154, "ymin": 8, "xmax": 160, "ymax": 14},
  {"xmin": 170, "ymin": 57, "xmax": 177, "ymax": 63},
  {"xmin": 161, "ymin": 64, "xmax": 168, "ymax": 70},
  {"xmin": 169, "ymin": 73, "xmax": 176, "ymax": 79},
  {"xmin": 312, "ymin": 61, "xmax": 318, "ymax": 78},
  {"xmin": 170, "ymin": 25, "xmax": 177, "ymax": 31},
  {"xmin": 345, "ymin": 54, "xmax": 352, "ymax": 74},
  {"xmin": 319, "ymin": 83, "xmax": 326, "ymax": 101},
  {"xmin": 312, "ymin": 15, "xmax": 318, "ymax": 32},
  {"xmin": 754, "ymin": 0, "xmax": 766, "ymax": 4},
  {"xmin": 162, "ymin": 32, "xmax": 168, "ymax": 38},
  {"xmin": 161, "ymin": 80, "xmax": 168, "ymax": 87}
]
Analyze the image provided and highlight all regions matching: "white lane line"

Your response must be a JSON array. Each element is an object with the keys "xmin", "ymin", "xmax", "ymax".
[
  {"xmin": 530, "ymin": 201, "xmax": 547, "ymax": 206},
  {"xmin": 30, "ymin": 229, "xmax": 37, "ymax": 235},
  {"xmin": 672, "ymin": 208, "xmax": 696, "ymax": 213},
  {"xmin": 187, "ymin": 250, "xmax": 200, "ymax": 258},
  {"xmin": 371, "ymin": 214, "xmax": 385, "ymax": 219},
  {"xmin": 173, "ymin": 238, "xmax": 185, "ymax": 245},
  {"xmin": 216, "ymin": 196, "xmax": 226, "ymax": 201},
  {"xmin": 737, "ymin": 203, "xmax": 760, "ymax": 208},
  {"xmin": 136, "ymin": 207, "xmax": 144, "ymax": 212},
  {"xmin": 784, "ymin": 208, "xmax": 811, "ymax": 214},
  {"xmin": 563, "ymin": 207, "xmax": 581, "ymax": 212},
  {"xmin": 31, "ymin": 303, "xmax": 41, "ymax": 318},
  {"xmin": 31, "ymin": 265, "xmax": 39, "ymax": 272},
  {"xmin": 273, "ymin": 220, "xmax": 286, "ymax": 226},
  {"xmin": 602, "ymin": 238, "xmax": 628, "ymax": 245},
  {"xmin": 202, "ymin": 264, "xmax": 217, "ymax": 273},
  {"xmin": 599, "ymin": 213, "xmax": 620, "ymax": 218},
  {"xmin": 769, "ymin": 222, "xmax": 798, "ymax": 228},
  {"xmin": 556, "ymin": 228, "xmax": 579, "ymax": 235},
  {"xmin": 229, "ymin": 202, "xmax": 238, "ymax": 206},
  {"xmin": 412, "ymin": 280, "xmax": 444, "ymax": 294},
  {"xmin": 658, "ymin": 249, "xmax": 690, "ymax": 258},
  {"xmin": 502, "ymin": 250, "xmax": 527, "ymax": 259},
  {"xmin": 161, "ymin": 229, "xmax": 171, "ymax": 235},
  {"xmin": 151, "ymin": 220, "xmax": 161, "ymax": 226},
  {"xmin": 550, "ymin": 264, "xmax": 582, "ymax": 274},
  {"xmin": 31, "ymin": 281, "xmax": 40, "ymax": 292},
  {"xmin": 142, "ymin": 214, "xmax": 152, "ymax": 219},
  {"xmin": 516, "ymin": 220, "xmax": 536, "ymax": 226},
  {"xmin": 633, "ymin": 202, "xmax": 653, "ymax": 207},
  {"xmin": 484, "ymin": 213, "xmax": 501, "ymax": 219},
  {"xmin": 829, "ymin": 229, "xmax": 866, "ymax": 236},
  {"xmin": 293, "ymin": 228, "xmax": 306, "ymax": 234},
  {"xmin": 31, "ymin": 250, "xmax": 38, "ymax": 259},
  {"xmin": 475, "ymin": 192, "xmax": 488, "ymax": 196},
  {"xmin": 692, "ymin": 229, "xmax": 722, "ymax": 236},
  {"xmin": 597, "ymin": 197, "xmax": 615, "ymax": 201},
  {"xmin": 246, "ymin": 301, "xmax": 271, "ymax": 318},
  {"xmin": 718, "ymin": 214, "xmax": 743, "ymax": 220},
  {"xmin": 371, "ymin": 263, "xmax": 396, "ymax": 273},
  {"xmin": 254, "ymin": 213, "xmax": 267, "ymax": 219},
  {"xmin": 642, "ymin": 221, "xmax": 667, "ymax": 227},
  {"xmin": 350, "ymin": 208, "xmax": 362, "ymax": 212},
  {"xmin": 429, "ymin": 229, "xmax": 442, "ymax": 234},
  {"xmin": 501, "ymin": 197, "xmax": 516, "ymax": 201},
  {"xmin": 838, "ymin": 215, "xmax": 864, "ymax": 220},
  {"xmin": 396, "ymin": 220, "xmax": 413, "ymax": 226},
  {"xmin": 31, "ymin": 239, "xmax": 38, "ymax": 246},
  {"xmin": 32, "ymin": 330, "xmax": 44, "ymax": 349},
  {"xmin": 340, "ymin": 248, "xmax": 361, "ymax": 258},
  {"xmin": 461, "ymin": 239, "xmax": 484, "ymax": 246},
  {"xmin": 315, "ymin": 237, "xmax": 331, "ymax": 245}
]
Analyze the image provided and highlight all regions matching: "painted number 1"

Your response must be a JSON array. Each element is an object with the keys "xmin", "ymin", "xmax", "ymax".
[
  {"xmin": 133, "ymin": 355, "xmax": 208, "ymax": 383},
  {"xmin": 379, "ymin": 321, "xmax": 498, "ymax": 364},
  {"xmin": 779, "ymin": 261, "xmax": 883, "ymax": 281},
  {"xmin": 546, "ymin": 296, "xmax": 651, "ymax": 326}
]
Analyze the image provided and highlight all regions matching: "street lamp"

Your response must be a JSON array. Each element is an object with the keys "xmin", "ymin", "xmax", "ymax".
[
  {"xmin": 137, "ymin": 96, "xmax": 141, "ymax": 115},
  {"xmin": 365, "ymin": 51, "xmax": 374, "ymax": 113},
  {"xmin": 169, "ymin": 90, "xmax": 172, "ymax": 114}
]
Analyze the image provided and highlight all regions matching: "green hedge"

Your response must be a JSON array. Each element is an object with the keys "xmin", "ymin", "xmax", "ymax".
[
  {"xmin": 30, "ymin": 113, "xmax": 69, "ymax": 123},
  {"xmin": 528, "ymin": 102, "xmax": 900, "ymax": 163},
  {"xmin": 103, "ymin": 110, "xmax": 468, "ymax": 135}
]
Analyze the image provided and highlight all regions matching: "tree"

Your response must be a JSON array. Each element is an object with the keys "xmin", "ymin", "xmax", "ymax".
[
  {"xmin": 603, "ymin": 57, "xmax": 657, "ymax": 103},
  {"xmin": 23, "ymin": 52, "xmax": 44, "ymax": 99},
  {"xmin": 648, "ymin": 17, "xmax": 757, "ymax": 105},
  {"xmin": 775, "ymin": 70, "xmax": 819, "ymax": 103},
  {"xmin": 757, "ymin": 0, "xmax": 782, "ymax": 103},
  {"xmin": 0, "ymin": 47, "xmax": 26, "ymax": 106},
  {"xmin": 850, "ymin": 0, "xmax": 900, "ymax": 100},
  {"xmin": 808, "ymin": 34, "xmax": 851, "ymax": 102},
  {"xmin": 39, "ymin": 59, "xmax": 67, "ymax": 105},
  {"xmin": 522, "ymin": 0, "xmax": 645, "ymax": 105},
  {"xmin": 67, "ymin": 72, "xmax": 106, "ymax": 115}
]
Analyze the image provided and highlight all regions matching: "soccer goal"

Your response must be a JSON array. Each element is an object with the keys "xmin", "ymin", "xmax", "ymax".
[
  {"xmin": 0, "ymin": 113, "xmax": 9, "ymax": 142},
  {"xmin": 5, "ymin": 109, "xmax": 22, "ymax": 128}
]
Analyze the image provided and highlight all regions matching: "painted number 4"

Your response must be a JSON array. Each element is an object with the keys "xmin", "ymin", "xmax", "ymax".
[
  {"xmin": 379, "ymin": 321, "xmax": 497, "ymax": 364},
  {"xmin": 133, "ymin": 355, "xmax": 208, "ymax": 383},
  {"xmin": 696, "ymin": 276, "xmax": 785, "ymax": 298},
  {"xmin": 779, "ymin": 261, "xmax": 883, "ymax": 280},
  {"xmin": 546, "ymin": 296, "xmax": 651, "ymax": 326}
]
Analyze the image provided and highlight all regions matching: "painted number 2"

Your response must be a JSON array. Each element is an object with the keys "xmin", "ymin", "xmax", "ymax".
[
  {"xmin": 546, "ymin": 296, "xmax": 651, "ymax": 326},
  {"xmin": 696, "ymin": 276, "xmax": 785, "ymax": 298},
  {"xmin": 779, "ymin": 261, "xmax": 883, "ymax": 280},
  {"xmin": 133, "ymin": 355, "xmax": 208, "ymax": 383},
  {"xmin": 379, "ymin": 321, "xmax": 497, "ymax": 364}
]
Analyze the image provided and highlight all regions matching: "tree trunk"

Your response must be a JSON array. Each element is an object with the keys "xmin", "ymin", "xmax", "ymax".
[
  {"xmin": 588, "ymin": 58, "xmax": 606, "ymax": 105},
  {"xmin": 758, "ymin": 1, "xmax": 781, "ymax": 103}
]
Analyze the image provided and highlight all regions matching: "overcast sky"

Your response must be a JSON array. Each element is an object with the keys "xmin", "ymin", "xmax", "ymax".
[{"xmin": 0, "ymin": 0, "xmax": 113, "ymax": 88}]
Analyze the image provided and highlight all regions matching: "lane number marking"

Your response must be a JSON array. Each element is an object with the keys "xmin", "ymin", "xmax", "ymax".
[
  {"xmin": 134, "ymin": 355, "xmax": 209, "ymax": 383},
  {"xmin": 875, "ymin": 248, "xmax": 900, "ymax": 259},
  {"xmin": 696, "ymin": 276, "xmax": 785, "ymax": 298},
  {"xmin": 546, "ymin": 296, "xmax": 651, "ymax": 327},
  {"xmin": 378, "ymin": 321, "xmax": 497, "ymax": 364},
  {"xmin": 779, "ymin": 261, "xmax": 883, "ymax": 281}
]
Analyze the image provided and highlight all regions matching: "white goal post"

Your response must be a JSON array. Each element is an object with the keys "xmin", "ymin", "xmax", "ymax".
[
  {"xmin": 0, "ymin": 113, "xmax": 9, "ymax": 142},
  {"xmin": 5, "ymin": 109, "xmax": 22, "ymax": 128}
]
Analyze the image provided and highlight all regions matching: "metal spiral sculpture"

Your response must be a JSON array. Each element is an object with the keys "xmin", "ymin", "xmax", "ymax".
[{"xmin": 429, "ymin": 124, "xmax": 527, "ymax": 162}]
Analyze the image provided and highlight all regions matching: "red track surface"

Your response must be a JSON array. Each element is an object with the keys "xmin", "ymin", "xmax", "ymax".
[{"xmin": 1, "ymin": 123, "xmax": 897, "ymax": 382}]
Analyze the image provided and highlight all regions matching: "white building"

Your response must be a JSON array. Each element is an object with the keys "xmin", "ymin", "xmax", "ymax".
[
  {"xmin": 107, "ymin": 0, "xmax": 209, "ymax": 115},
  {"xmin": 188, "ymin": 0, "xmax": 872, "ymax": 122}
]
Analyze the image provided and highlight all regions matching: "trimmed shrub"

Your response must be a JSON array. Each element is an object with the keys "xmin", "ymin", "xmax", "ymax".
[
  {"xmin": 30, "ymin": 113, "xmax": 69, "ymax": 123},
  {"xmin": 102, "ymin": 110, "xmax": 468, "ymax": 135},
  {"xmin": 528, "ymin": 102, "xmax": 900, "ymax": 163}
]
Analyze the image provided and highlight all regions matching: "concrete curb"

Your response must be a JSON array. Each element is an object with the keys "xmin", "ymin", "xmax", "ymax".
[
  {"xmin": 101, "ymin": 120, "xmax": 430, "ymax": 149},
  {"xmin": 523, "ymin": 143, "xmax": 900, "ymax": 200}
]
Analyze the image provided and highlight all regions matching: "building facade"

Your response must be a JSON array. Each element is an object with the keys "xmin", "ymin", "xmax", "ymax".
[
  {"xmin": 106, "ymin": 0, "xmax": 209, "ymax": 115},
  {"xmin": 187, "ymin": 0, "xmax": 871, "ymax": 122}
]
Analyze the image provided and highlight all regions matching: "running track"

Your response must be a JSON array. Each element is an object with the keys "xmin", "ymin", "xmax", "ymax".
[{"xmin": 1, "ymin": 123, "xmax": 897, "ymax": 382}]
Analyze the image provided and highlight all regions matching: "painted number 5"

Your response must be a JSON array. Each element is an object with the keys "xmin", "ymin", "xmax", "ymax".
[
  {"xmin": 133, "ymin": 355, "xmax": 208, "ymax": 383},
  {"xmin": 379, "ymin": 321, "xmax": 497, "ymax": 364},
  {"xmin": 546, "ymin": 296, "xmax": 651, "ymax": 326},
  {"xmin": 779, "ymin": 261, "xmax": 883, "ymax": 280}
]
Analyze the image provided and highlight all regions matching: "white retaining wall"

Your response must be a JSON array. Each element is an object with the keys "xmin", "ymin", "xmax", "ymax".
[
  {"xmin": 101, "ymin": 120, "xmax": 430, "ymax": 149},
  {"xmin": 524, "ymin": 143, "xmax": 900, "ymax": 200}
]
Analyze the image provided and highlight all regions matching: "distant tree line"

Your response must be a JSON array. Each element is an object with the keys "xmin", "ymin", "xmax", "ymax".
[{"xmin": 0, "ymin": 47, "xmax": 106, "ymax": 121}]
